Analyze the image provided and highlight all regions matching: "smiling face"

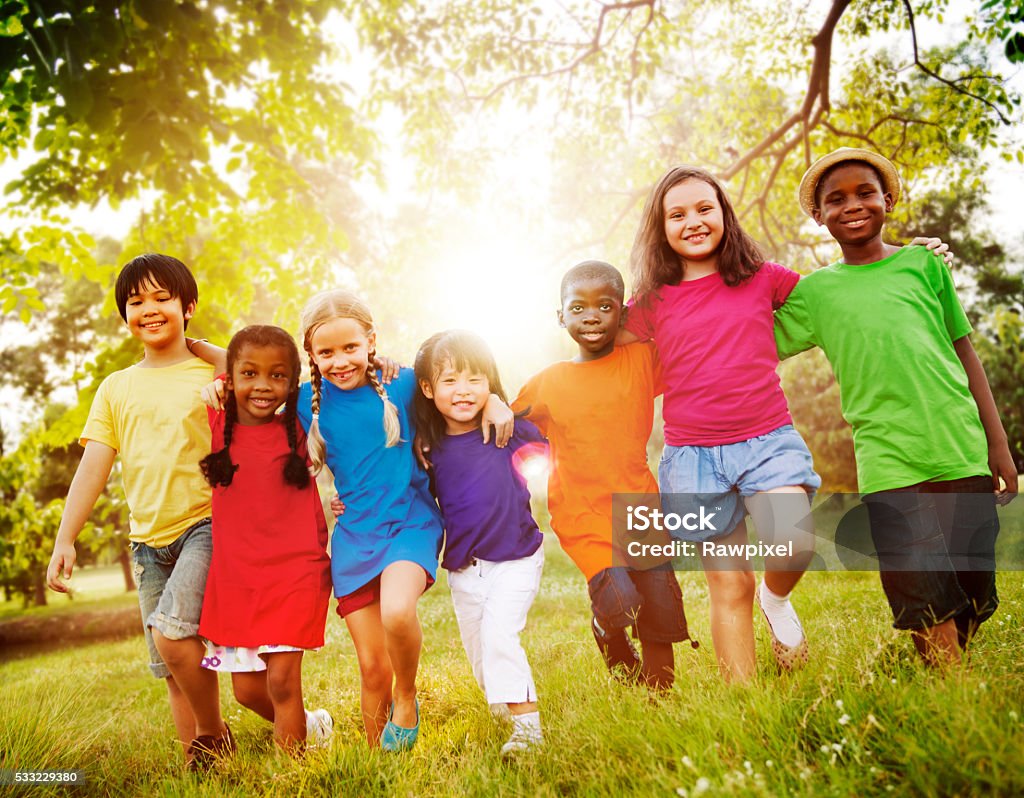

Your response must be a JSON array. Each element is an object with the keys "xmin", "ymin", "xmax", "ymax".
[
  {"xmin": 308, "ymin": 316, "xmax": 374, "ymax": 391},
  {"xmin": 558, "ymin": 276, "xmax": 623, "ymax": 361},
  {"xmin": 421, "ymin": 359, "xmax": 491, "ymax": 435},
  {"xmin": 663, "ymin": 178, "xmax": 724, "ymax": 271},
  {"xmin": 123, "ymin": 278, "xmax": 194, "ymax": 351},
  {"xmin": 813, "ymin": 162, "xmax": 893, "ymax": 253},
  {"xmin": 229, "ymin": 343, "xmax": 294, "ymax": 425}
]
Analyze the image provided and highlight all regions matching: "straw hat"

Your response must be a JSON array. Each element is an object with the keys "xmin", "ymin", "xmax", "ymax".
[{"xmin": 798, "ymin": 147, "xmax": 901, "ymax": 217}]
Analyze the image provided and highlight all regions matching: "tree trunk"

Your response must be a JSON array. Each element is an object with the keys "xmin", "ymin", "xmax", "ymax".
[
  {"xmin": 118, "ymin": 549, "xmax": 137, "ymax": 592},
  {"xmin": 32, "ymin": 570, "xmax": 47, "ymax": 607}
]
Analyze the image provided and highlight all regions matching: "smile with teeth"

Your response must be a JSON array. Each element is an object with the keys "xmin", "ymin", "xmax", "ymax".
[
  {"xmin": 842, "ymin": 218, "xmax": 869, "ymax": 228},
  {"xmin": 684, "ymin": 232, "xmax": 708, "ymax": 243},
  {"xmin": 581, "ymin": 331, "xmax": 605, "ymax": 340},
  {"xmin": 140, "ymin": 320, "xmax": 165, "ymax": 329},
  {"xmin": 248, "ymin": 397, "xmax": 274, "ymax": 407}
]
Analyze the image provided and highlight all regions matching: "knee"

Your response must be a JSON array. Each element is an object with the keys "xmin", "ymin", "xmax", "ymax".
[
  {"xmin": 266, "ymin": 669, "xmax": 300, "ymax": 707},
  {"xmin": 357, "ymin": 654, "xmax": 393, "ymax": 694},
  {"xmin": 708, "ymin": 570, "xmax": 755, "ymax": 608},
  {"xmin": 232, "ymin": 679, "xmax": 266, "ymax": 711},
  {"xmin": 380, "ymin": 600, "xmax": 419, "ymax": 637}
]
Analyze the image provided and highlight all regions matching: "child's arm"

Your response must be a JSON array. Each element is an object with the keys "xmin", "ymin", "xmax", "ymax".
[
  {"xmin": 614, "ymin": 328, "xmax": 640, "ymax": 346},
  {"xmin": 46, "ymin": 441, "xmax": 117, "ymax": 593},
  {"xmin": 482, "ymin": 394, "xmax": 514, "ymax": 447},
  {"xmin": 953, "ymin": 335, "xmax": 1018, "ymax": 505},
  {"xmin": 908, "ymin": 237, "xmax": 953, "ymax": 266},
  {"xmin": 186, "ymin": 337, "xmax": 227, "ymax": 374}
]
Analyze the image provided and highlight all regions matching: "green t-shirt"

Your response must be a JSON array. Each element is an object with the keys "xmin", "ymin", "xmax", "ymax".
[{"xmin": 774, "ymin": 245, "xmax": 988, "ymax": 494}]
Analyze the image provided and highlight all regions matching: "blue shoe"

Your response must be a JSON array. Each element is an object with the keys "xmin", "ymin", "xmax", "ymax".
[{"xmin": 380, "ymin": 699, "xmax": 419, "ymax": 752}]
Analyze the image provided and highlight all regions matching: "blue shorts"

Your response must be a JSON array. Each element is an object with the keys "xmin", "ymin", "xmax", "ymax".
[
  {"xmin": 587, "ymin": 566, "xmax": 691, "ymax": 644},
  {"xmin": 659, "ymin": 424, "xmax": 820, "ymax": 542},
  {"xmin": 130, "ymin": 518, "xmax": 213, "ymax": 679}
]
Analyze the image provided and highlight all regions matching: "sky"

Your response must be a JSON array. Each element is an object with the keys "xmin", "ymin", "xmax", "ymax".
[{"xmin": 1, "ymin": 1, "xmax": 1022, "ymax": 448}]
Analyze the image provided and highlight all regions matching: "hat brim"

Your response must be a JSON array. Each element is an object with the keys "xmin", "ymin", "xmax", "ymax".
[{"xmin": 798, "ymin": 148, "xmax": 901, "ymax": 218}]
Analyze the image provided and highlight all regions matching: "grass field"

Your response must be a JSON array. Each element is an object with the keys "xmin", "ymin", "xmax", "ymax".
[
  {"xmin": 2, "ymin": 537, "xmax": 1023, "ymax": 797},
  {"xmin": 0, "ymin": 564, "xmax": 137, "ymax": 624}
]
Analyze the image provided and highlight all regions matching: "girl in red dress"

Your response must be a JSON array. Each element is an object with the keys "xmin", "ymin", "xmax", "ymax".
[{"xmin": 198, "ymin": 325, "xmax": 333, "ymax": 752}]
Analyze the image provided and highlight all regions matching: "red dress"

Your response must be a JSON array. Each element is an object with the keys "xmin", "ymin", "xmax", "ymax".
[{"xmin": 198, "ymin": 410, "xmax": 332, "ymax": 648}]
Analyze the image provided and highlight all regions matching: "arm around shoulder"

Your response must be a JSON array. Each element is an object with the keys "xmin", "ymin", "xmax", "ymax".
[
  {"xmin": 46, "ymin": 440, "xmax": 117, "ymax": 593},
  {"xmin": 187, "ymin": 338, "xmax": 227, "ymax": 374},
  {"xmin": 953, "ymin": 335, "xmax": 1018, "ymax": 504}
]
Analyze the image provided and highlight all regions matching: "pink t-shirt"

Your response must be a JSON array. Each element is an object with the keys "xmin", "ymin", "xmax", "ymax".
[{"xmin": 625, "ymin": 261, "xmax": 799, "ymax": 447}]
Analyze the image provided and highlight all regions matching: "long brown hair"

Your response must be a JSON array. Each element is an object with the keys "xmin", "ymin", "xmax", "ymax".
[
  {"xmin": 300, "ymin": 289, "xmax": 401, "ymax": 475},
  {"xmin": 629, "ymin": 166, "xmax": 764, "ymax": 302}
]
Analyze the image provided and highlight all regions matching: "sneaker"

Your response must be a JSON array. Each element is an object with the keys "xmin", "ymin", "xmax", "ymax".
[
  {"xmin": 187, "ymin": 723, "xmax": 236, "ymax": 772},
  {"xmin": 306, "ymin": 708, "xmax": 334, "ymax": 750},
  {"xmin": 380, "ymin": 699, "xmax": 419, "ymax": 752},
  {"xmin": 756, "ymin": 581, "xmax": 809, "ymax": 671},
  {"xmin": 500, "ymin": 713, "xmax": 543, "ymax": 757},
  {"xmin": 592, "ymin": 616, "xmax": 641, "ymax": 682}
]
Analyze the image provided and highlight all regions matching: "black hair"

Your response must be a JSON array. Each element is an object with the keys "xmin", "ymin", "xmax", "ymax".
[
  {"xmin": 414, "ymin": 330, "xmax": 511, "ymax": 451},
  {"xmin": 559, "ymin": 260, "xmax": 625, "ymax": 303},
  {"xmin": 115, "ymin": 253, "xmax": 199, "ymax": 331},
  {"xmin": 813, "ymin": 159, "xmax": 886, "ymax": 209},
  {"xmin": 199, "ymin": 325, "xmax": 309, "ymax": 490}
]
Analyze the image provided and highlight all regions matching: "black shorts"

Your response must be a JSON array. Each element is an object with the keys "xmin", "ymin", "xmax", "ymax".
[
  {"xmin": 587, "ymin": 565, "xmax": 690, "ymax": 644},
  {"xmin": 863, "ymin": 474, "xmax": 999, "ymax": 631}
]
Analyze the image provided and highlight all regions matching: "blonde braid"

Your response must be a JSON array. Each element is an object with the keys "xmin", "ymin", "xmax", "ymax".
[
  {"xmin": 306, "ymin": 354, "xmax": 327, "ymax": 475},
  {"xmin": 365, "ymin": 351, "xmax": 402, "ymax": 447}
]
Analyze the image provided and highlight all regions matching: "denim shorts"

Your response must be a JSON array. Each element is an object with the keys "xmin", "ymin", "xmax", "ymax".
[
  {"xmin": 863, "ymin": 475, "xmax": 999, "ymax": 631},
  {"xmin": 587, "ymin": 566, "xmax": 691, "ymax": 644},
  {"xmin": 659, "ymin": 424, "xmax": 820, "ymax": 542},
  {"xmin": 130, "ymin": 518, "xmax": 213, "ymax": 678}
]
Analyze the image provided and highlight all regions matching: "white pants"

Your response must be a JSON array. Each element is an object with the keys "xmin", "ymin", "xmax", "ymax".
[{"xmin": 448, "ymin": 544, "xmax": 544, "ymax": 706}]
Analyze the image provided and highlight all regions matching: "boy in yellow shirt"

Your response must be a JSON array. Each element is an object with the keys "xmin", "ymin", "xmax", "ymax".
[{"xmin": 46, "ymin": 254, "xmax": 232, "ymax": 769}]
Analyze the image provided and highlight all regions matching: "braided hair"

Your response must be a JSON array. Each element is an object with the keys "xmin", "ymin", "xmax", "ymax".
[
  {"xmin": 199, "ymin": 325, "xmax": 309, "ymax": 489},
  {"xmin": 301, "ymin": 289, "xmax": 401, "ymax": 476}
]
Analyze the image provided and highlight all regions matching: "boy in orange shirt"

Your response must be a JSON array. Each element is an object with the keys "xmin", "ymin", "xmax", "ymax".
[{"xmin": 513, "ymin": 261, "xmax": 693, "ymax": 688}]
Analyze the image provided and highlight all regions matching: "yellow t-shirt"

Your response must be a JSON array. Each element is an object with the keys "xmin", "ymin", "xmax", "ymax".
[{"xmin": 81, "ymin": 357, "xmax": 214, "ymax": 548}]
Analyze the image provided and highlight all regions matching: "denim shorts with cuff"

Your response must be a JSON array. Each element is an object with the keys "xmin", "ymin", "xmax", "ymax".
[
  {"xmin": 659, "ymin": 424, "xmax": 820, "ymax": 542},
  {"xmin": 587, "ymin": 565, "xmax": 691, "ymax": 645},
  {"xmin": 863, "ymin": 474, "xmax": 999, "ymax": 632},
  {"xmin": 130, "ymin": 518, "xmax": 213, "ymax": 679}
]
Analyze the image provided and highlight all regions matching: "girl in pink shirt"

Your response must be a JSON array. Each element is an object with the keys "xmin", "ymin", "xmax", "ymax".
[{"xmin": 619, "ymin": 166, "xmax": 818, "ymax": 682}]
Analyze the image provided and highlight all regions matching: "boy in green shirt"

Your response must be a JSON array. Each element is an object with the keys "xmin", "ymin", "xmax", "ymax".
[{"xmin": 775, "ymin": 148, "xmax": 1017, "ymax": 666}]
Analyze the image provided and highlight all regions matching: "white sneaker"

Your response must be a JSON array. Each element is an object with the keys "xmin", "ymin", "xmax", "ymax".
[
  {"xmin": 500, "ymin": 713, "xmax": 543, "ymax": 757},
  {"xmin": 305, "ymin": 708, "xmax": 334, "ymax": 749}
]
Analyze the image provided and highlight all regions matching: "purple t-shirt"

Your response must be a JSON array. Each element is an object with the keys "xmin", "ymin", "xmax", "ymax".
[
  {"xmin": 431, "ymin": 419, "xmax": 547, "ymax": 571},
  {"xmin": 625, "ymin": 262, "xmax": 799, "ymax": 447}
]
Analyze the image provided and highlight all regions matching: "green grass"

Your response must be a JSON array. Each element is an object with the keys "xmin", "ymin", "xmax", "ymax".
[
  {"xmin": 0, "ymin": 564, "xmax": 137, "ymax": 623},
  {"xmin": 2, "ymin": 539, "xmax": 1023, "ymax": 796}
]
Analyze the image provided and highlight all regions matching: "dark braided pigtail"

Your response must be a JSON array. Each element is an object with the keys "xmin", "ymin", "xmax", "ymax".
[
  {"xmin": 281, "ymin": 384, "xmax": 310, "ymax": 488},
  {"xmin": 306, "ymin": 353, "xmax": 328, "ymax": 475},
  {"xmin": 199, "ymin": 391, "xmax": 240, "ymax": 487}
]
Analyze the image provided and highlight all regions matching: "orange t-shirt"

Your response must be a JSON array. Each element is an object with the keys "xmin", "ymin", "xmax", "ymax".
[{"xmin": 512, "ymin": 344, "xmax": 663, "ymax": 581}]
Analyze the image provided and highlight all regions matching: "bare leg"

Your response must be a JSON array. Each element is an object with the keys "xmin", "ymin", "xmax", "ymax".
[
  {"xmin": 745, "ymin": 487, "xmax": 815, "ymax": 597},
  {"xmin": 345, "ymin": 603, "xmax": 394, "ymax": 746},
  {"xmin": 702, "ymin": 520, "xmax": 756, "ymax": 682},
  {"xmin": 912, "ymin": 619, "xmax": 962, "ymax": 668},
  {"xmin": 639, "ymin": 640, "xmax": 675, "ymax": 690},
  {"xmin": 232, "ymin": 671, "xmax": 275, "ymax": 723},
  {"xmin": 166, "ymin": 675, "xmax": 198, "ymax": 759},
  {"xmin": 152, "ymin": 631, "xmax": 225, "ymax": 738},
  {"xmin": 265, "ymin": 652, "xmax": 306, "ymax": 750},
  {"xmin": 379, "ymin": 562, "xmax": 427, "ymax": 729}
]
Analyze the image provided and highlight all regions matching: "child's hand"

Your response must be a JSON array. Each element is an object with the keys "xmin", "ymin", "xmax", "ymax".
[
  {"xmin": 201, "ymin": 378, "xmax": 226, "ymax": 411},
  {"xmin": 990, "ymin": 444, "xmax": 1019, "ymax": 506},
  {"xmin": 329, "ymin": 495, "xmax": 346, "ymax": 517},
  {"xmin": 413, "ymin": 432, "xmax": 432, "ymax": 470},
  {"xmin": 372, "ymin": 355, "xmax": 401, "ymax": 384},
  {"xmin": 46, "ymin": 542, "xmax": 77, "ymax": 594},
  {"xmin": 482, "ymin": 394, "xmax": 514, "ymax": 448},
  {"xmin": 910, "ymin": 236, "xmax": 954, "ymax": 266}
]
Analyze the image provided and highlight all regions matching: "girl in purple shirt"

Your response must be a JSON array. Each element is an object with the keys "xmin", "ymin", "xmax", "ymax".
[{"xmin": 415, "ymin": 330, "xmax": 547, "ymax": 757}]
